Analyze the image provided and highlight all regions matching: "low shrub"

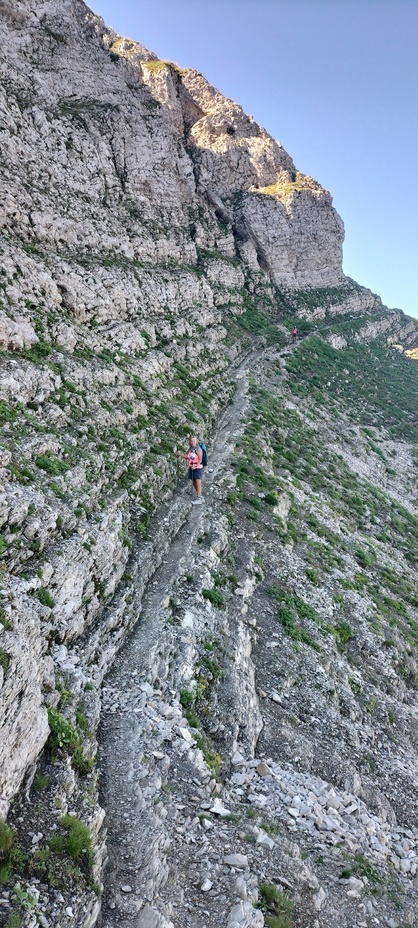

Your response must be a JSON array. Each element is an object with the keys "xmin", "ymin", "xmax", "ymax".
[
  {"xmin": 202, "ymin": 588, "xmax": 225, "ymax": 609},
  {"xmin": 47, "ymin": 708, "xmax": 79, "ymax": 754},
  {"xmin": 35, "ymin": 454, "xmax": 69, "ymax": 476},
  {"xmin": 47, "ymin": 709, "xmax": 95, "ymax": 776}
]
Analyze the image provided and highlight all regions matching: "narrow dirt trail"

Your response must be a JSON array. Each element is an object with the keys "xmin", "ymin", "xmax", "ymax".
[
  {"xmin": 97, "ymin": 337, "xmax": 418, "ymax": 928},
  {"xmin": 98, "ymin": 346, "xmax": 269, "ymax": 927}
]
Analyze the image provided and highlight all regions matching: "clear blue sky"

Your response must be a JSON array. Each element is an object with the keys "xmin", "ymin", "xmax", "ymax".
[{"xmin": 90, "ymin": 0, "xmax": 418, "ymax": 318}]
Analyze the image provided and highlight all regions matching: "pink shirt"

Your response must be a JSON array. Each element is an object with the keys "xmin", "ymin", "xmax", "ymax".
[{"xmin": 187, "ymin": 448, "xmax": 202, "ymax": 470}]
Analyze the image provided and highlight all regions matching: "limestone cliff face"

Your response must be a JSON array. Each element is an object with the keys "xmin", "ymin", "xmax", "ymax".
[
  {"xmin": 107, "ymin": 26, "xmax": 346, "ymax": 289},
  {"xmin": 0, "ymin": 0, "xmax": 356, "ymax": 818},
  {"xmin": 0, "ymin": 0, "xmax": 346, "ymax": 313},
  {"xmin": 1, "ymin": 0, "xmax": 418, "ymax": 915}
]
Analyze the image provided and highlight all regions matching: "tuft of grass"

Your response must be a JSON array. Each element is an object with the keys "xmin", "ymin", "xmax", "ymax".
[
  {"xmin": 4, "ymin": 913, "xmax": 22, "ymax": 928},
  {"xmin": 202, "ymin": 588, "xmax": 225, "ymax": 609},
  {"xmin": 340, "ymin": 853, "xmax": 380, "ymax": 883},
  {"xmin": 37, "ymin": 588, "xmax": 55, "ymax": 609},
  {"xmin": 33, "ymin": 774, "xmax": 50, "ymax": 791},
  {"xmin": 0, "ymin": 821, "xmax": 14, "ymax": 857},
  {"xmin": 0, "ymin": 608, "xmax": 12, "ymax": 631},
  {"xmin": 0, "ymin": 648, "xmax": 11, "ymax": 675},
  {"xmin": 305, "ymin": 566, "xmax": 319, "ymax": 585},
  {"xmin": 334, "ymin": 621, "xmax": 354, "ymax": 645},
  {"xmin": 268, "ymin": 586, "xmax": 321, "ymax": 650},
  {"xmin": 0, "ymin": 401, "xmax": 17, "ymax": 425},
  {"xmin": 259, "ymin": 883, "xmax": 293, "ymax": 928},
  {"xmin": 35, "ymin": 454, "xmax": 69, "ymax": 476},
  {"xmin": 193, "ymin": 733, "xmax": 222, "ymax": 776},
  {"xmin": 0, "ymin": 821, "xmax": 15, "ymax": 882},
  {"xmin": 355, "ymin": 547, "xmax": 376, "ymax": 569},
  {"xmin": 28, "ymin": 815, "xmax": 93, "ymax": 890},
  {"xmin": 51, "ymin": 815, "xmax": 92, "ymax": 862},
  {"xmin": 179, "ymin": 688, "xmax": 194, "ymax": 709}
]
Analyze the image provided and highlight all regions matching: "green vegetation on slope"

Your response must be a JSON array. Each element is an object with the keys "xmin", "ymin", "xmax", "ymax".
[{"xmin": 286, "ymin": 337, "xmax": 418, "ymax": 442}]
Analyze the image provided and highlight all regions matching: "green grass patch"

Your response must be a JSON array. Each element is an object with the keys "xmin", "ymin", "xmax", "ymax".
[
  {"xmin": 0, "ymin": 648, "xmax": 11, "ymax": 675},
  {"xmin": 37, "ymin": 588, "xmax": 55, "ymax": 609},
  {"xmin": 0, "ymin": 401, "xmax": 17, "ymax": 425},
  {"xmin": 259, "ymin": 883, "xmax": 293, "ymax": 928},
  {"xmin": 35, "ymin": 454, "xmax": 69, "ymax": 476},
  {"xmin": 202, "ymin": 588, "xmax": 225, "ymax": 609},
  {"xmin": 286, "ymin": 338, "xmax": 418, "ymax": 442}
]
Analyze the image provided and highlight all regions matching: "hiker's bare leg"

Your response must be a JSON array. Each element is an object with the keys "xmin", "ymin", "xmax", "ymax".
[{"xmin": 193, "ymin": 477, "xmax": 202, "ymax": 498}]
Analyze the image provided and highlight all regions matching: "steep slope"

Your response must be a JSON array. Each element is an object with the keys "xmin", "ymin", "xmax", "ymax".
[
  {"xmin": 95, "ymin": 337, "xmax": 418, "ymax": 928},
  {"xmin": 1, "ymin": 1, "xmax": 418, "ymax": 927}
]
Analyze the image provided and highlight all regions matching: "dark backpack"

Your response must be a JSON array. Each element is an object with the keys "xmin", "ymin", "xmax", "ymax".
[{"xmin": 198, "ymin": 442, "xmax": 208, "ymax": 466}]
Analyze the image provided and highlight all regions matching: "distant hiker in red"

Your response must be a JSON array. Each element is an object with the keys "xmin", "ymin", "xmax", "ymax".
[
  {"xmin": 177, "ymin": 434, "xmax": 204, "ymax": 505},
  {"xmin": 292, "ymin": 327, "xmax": 298, "ymax": 342}
]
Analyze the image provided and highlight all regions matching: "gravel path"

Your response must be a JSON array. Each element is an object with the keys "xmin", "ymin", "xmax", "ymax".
[{"xmin": 98, "ymin": 351, "xmax": 262, "ymax": 927}]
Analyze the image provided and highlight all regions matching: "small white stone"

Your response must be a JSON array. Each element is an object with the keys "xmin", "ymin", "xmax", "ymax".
[
  {"xmin": 179, "ymin": 728, "xmax": 192, "ymax": 742},
  {"xmin": 314, "ymin": 887, "xmax": 326, "ymax": 910},
  {"xmin": 210, "ymin": 800, "xmax": 231, "ymax": 817},
  {"xmin": 256, "ymin": 762, "xmax": 272, "ymax": 777},
  {"xmin": 231, "ymin": 751, "xmax": 246, "ymax": 766},
  {"xmin": 399, "ymin": 858, "xmax": 411, "ymax": 873},
  {"xmin": 256, "ymin": 832, "xmax": 274, "ymax": 850},
  {"xmin": 224, "ymin": 854, "xmax": 248, "ymax": 869}
]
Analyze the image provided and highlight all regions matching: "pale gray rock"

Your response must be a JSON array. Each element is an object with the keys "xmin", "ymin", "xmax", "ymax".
[
  {"xmin": 314, "ymin": 887, "xmax": 326, "ymax": 910},
  {"xmin": 224, "ymin": 854, "xmax": 249, "ymax": 869},
  {"xmin": 226, "ymin": 901, "xmax": 264, "ymax": 928}
]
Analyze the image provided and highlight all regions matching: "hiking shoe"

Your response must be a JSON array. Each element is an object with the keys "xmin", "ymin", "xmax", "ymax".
[{"xmin": 192, "ymin": 497, "xmax": 203, "ymax": 505}]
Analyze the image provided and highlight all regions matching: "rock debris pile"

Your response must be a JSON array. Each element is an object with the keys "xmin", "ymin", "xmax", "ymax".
[{"xmin": 229, "ymin": 755, "xmax": 418, "ymax": 877}]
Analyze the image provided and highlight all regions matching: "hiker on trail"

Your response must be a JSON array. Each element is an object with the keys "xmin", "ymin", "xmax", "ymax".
[
  {"xmin": 177, "ymin": 434, "xmax": 204, "ymax": 505},
  {"xmin": 292, "ymin": 326, "xmax": 298, "ymax": 343}
]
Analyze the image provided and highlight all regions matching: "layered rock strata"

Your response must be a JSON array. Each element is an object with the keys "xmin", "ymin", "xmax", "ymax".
[{"xmin": 1, "ymin": 1, "xmax": 418, "ymax": 927}]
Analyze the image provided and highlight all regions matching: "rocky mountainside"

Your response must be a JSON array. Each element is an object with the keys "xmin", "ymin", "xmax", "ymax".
[{"xmin": 1, "ymin": 2, "xmax": 418, "ymax": 927}]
